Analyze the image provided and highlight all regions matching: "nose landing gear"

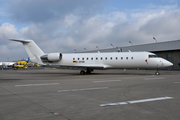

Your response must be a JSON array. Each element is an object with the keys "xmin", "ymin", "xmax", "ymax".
[{"xmin": 155, "ymin": 68, "xmax": 160, "ymax": 75}]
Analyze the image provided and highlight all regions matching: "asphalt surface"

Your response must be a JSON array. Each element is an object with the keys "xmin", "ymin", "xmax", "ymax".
[{"xmin": 0, "ymin": 68, "xmax": 180, "ymax": 120}]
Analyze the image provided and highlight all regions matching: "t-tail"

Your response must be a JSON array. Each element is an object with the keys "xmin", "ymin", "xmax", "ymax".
[
  {"xmin": 26, "ymin": 58, "xmax": 30, "ymax": 63},
  {"xmin": 9, "ymin": 39, "xmax": 45, "ymax": 64}
]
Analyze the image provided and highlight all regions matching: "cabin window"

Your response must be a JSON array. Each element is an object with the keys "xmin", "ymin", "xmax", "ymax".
[
  {"xmin": 126, "ymin": 57, "xmax": 128, "ymax": 60},
  {"xmin": 110, "ymin": 57, "xmax": 112, "ymax": 60},
  {"xmin": 87, "ymin": 58, "xmax": 88, "ymax": 60},
  {"xmin": 91, "ymin": 57, "xmax": 93, "ymax": 60},
  {"xmin": 78, "ymin": 58, "xmax": 80, "ymax": 60},
  {"xmin": 82, "ymin": 58, "xmax": 84, "ymax": 60},
  {"xmin": 116, "ymin": 57, "xmax": 118, "ymax": 60},
  {"xmin": 73, "ymin": 58, "xmax": 75, "ymax": 60},
  {"xmin": 121, "ymin": 57, "xmax": 123, "ymax": 60},
  {"xmin": 96, "ymin": 57, "xmax": 98, "ymax": 60},
  {"xmin": 101, "ymin": 57, "xmax": 103, "ymax": 60},
  {"xmin": 131, "ymin": 57, "xmax": 133, "ymax": 60},
  {"xmin": 105, "ymin": 57, "xmax": 107, "ymax": 60}
]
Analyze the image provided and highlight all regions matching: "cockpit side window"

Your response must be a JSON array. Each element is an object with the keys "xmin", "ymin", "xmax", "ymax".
[{"xmin": 149, "ymin": 55, "xmax": 159, "ymax": 58}]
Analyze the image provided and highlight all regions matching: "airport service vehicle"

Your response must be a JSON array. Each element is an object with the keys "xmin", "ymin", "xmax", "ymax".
[
  {"xmin": 13, "ymin": 61, "xmax": 40, "ymax": 69},
  {"xmin": 10, "ymin": 39, "xmax": 173, "ymax": 75},
  {"xmin": 13, "ymin": 61, "xmax": 27, "ymax": 69}
]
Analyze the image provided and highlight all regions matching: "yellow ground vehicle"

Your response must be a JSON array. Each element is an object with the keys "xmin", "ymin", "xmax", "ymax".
[{"xmin": 13, "ymin": 61, "xmax": 40, "ymax": 69}]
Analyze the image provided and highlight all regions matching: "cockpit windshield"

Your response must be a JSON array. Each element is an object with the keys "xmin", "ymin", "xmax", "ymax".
[{"xmin": 149, "ymin": 55, "xmax": 159, "ymax": 58}]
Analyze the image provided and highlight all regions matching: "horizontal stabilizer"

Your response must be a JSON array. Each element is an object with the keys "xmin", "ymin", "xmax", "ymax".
[{"xmin": 9, "ymin": 39, "xmax": 31, "ymax": 43}]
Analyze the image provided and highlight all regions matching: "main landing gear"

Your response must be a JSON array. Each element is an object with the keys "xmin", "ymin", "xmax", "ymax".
[
  {"xmin": 80, "ymin": 70, "xmax": 86, "ymax": 75},
  {"xmin": 155, "ymin": 68, "xmax": 160, "ymax": 75},
  {"xmin": 80, "ymin": 69, "xmax": 93, "ymax": 75}
]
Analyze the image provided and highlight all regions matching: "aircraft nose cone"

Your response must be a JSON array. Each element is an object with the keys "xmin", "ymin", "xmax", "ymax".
[
  {"xmin": 164, "ymin": 61, "xmax": 173, "ymax": 67},
  {"xmin": 169, "ymin": 62, "xmax": 173, "ymax": 66}
]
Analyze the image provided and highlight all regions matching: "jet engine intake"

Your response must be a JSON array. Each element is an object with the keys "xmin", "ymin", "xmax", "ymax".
[{"xmin": 41, "ymin": 53, "xmax": 62, "ymax": 62}]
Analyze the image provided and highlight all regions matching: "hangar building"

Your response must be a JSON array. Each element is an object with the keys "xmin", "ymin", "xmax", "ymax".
[{"xmin": 82, "ymin": 40, "xmax": 180, "ymax": 70}]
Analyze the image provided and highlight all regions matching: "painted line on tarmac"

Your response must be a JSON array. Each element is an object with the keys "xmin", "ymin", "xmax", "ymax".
[
  {"xmin": 57, "ymin": 87, "xmax": 108, "ymax": 92},
  {"xmin": 174, "ymin": 82, "xmax": 180, "ymax": 84},
  {"xmin": 100, "ymin": 97, "xmax": 173, "ymax": 107},
  {"xmin": 15, "ymin": 83, "xmax": 59, "ymax": 87},
  {"xmin": 93, "ymin": 80, "xmax": 121, "ymax": 83},
  {"xmin": 144, "ymin": 78, "xmax": 165, "ymax": 80}
]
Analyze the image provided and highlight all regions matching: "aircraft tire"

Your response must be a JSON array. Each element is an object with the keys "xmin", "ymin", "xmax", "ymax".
[
  {"xmin": 155, "ymin": 72, "xmax": 160, "ymax": 75},
  {"xmin": 86, "ymin": 69, "xmax": 91, "ymax": 74},
  {"xmin": 155, "ymin": 68, "xmax": 160, "ymax": 75},
  {"xmin": 80, "ymin": 70, "xmax": 85, "ymax": 75}
]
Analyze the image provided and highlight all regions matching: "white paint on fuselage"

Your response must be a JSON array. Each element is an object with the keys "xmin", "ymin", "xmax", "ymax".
[{"xmin": 48, "ymin": 52, "xmax": 172, "ymax": 69}]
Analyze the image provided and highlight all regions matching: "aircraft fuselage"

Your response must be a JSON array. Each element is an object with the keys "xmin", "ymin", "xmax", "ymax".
[{"xmin": 44, "ymin": 52, "xmax": 172, "ymax": 69}]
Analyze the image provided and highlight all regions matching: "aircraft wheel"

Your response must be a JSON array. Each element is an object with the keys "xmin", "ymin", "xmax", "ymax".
[
  {"xmin": 155, "ymin": 68, "xmax": 160, "ymax": 75},
  {"xmin": 86, "ymin": 69, "xmax": 91, "ymax": 74},
  {"xmin": 80, "ymin": 70, "xmax": 85, "ymax": 75},
  {"xmin": 155, "ymin": 72, "xmax": 160, "ymax": 75}
]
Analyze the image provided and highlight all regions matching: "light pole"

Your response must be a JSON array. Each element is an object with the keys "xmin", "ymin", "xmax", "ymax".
[
  {"xmin": 129, "ymin": 41, "xmax": 133, "ymax": 46},
  {"xmin": 153, "ymin": 37, "xmax": 157, "ymax": 43},
  {"xmin": 111, "ymin": 44, "xmax": 114, "ymax": 48}
]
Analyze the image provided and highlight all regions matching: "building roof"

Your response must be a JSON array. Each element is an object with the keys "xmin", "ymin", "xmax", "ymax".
[
  {"xmin": 122, "ymin": 40, "xmax": 180, "ymax": 52},
  {"xmin": 80, "ymin": 40, "xmax": 180, "ymax": 53}
]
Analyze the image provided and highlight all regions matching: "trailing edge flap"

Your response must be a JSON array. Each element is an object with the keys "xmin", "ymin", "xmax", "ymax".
[{"xmin": 44, "ymin": 64, "xmax": 105, "ymax": 69}]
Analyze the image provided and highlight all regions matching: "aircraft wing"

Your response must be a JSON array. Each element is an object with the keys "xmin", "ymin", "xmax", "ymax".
[{"xmin": 41, "ymin": 64, "xmax": 107, "ymax": 70}]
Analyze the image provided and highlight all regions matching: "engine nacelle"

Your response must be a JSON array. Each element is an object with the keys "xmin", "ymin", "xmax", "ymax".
[{"xmin": 41, "ymin": 53, "xmax": 62, "ymax": 62}]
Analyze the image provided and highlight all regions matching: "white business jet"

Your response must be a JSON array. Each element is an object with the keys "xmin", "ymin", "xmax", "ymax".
[
  {"xmin": 0, "ymin": 62, "xmax": 15, "ymax": 68},
  {"xmin": 10, "ymin": 39, "xmax": 173, "ymax": 75}
]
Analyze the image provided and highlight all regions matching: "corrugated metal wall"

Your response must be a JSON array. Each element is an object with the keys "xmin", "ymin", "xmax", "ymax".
[{"xmin": 154, "ymin": 51, "xmax": 180, "ymax": 70}]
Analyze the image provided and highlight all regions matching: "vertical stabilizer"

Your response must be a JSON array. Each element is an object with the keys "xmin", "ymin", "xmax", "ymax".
[{"xmin": 9, "ymin": 39, "xmax": 45, "ymax": 64}]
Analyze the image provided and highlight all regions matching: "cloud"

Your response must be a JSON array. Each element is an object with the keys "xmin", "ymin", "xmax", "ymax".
[
  {"xmin": 139, "ymin": 10, "xmax": 180, "ymax": 41},
  {"xmin": 0, "ymin": 23, "xmax": 19, "ymax": 44},
  {"xmin": 18, "ymin": 5, "xmax": 180, "ymax": 52},
  {"xmin": 5, "ymin": 0, "xmax": 105, "ymax": 23},
  {"xmin": 1, "ymin": 1, "xmax": 180, "ymax": 61},
  {"xmin": 0, "ymin": 23, "xmax": 26, "ymax": 61},
  {"xmin": 0, "ymin": 42, "xmax": 28, "ymax": 61}
]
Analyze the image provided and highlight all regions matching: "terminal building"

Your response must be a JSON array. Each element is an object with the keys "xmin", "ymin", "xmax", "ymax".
[{"xmin": 81, "ymin": 40, "xmax": 180, "ymax": 70}]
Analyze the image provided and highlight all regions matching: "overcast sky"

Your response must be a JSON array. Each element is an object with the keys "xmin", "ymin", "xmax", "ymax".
[{"xmin": 0, "ymin": 0, "xmax": 180, "ymax": 61}]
